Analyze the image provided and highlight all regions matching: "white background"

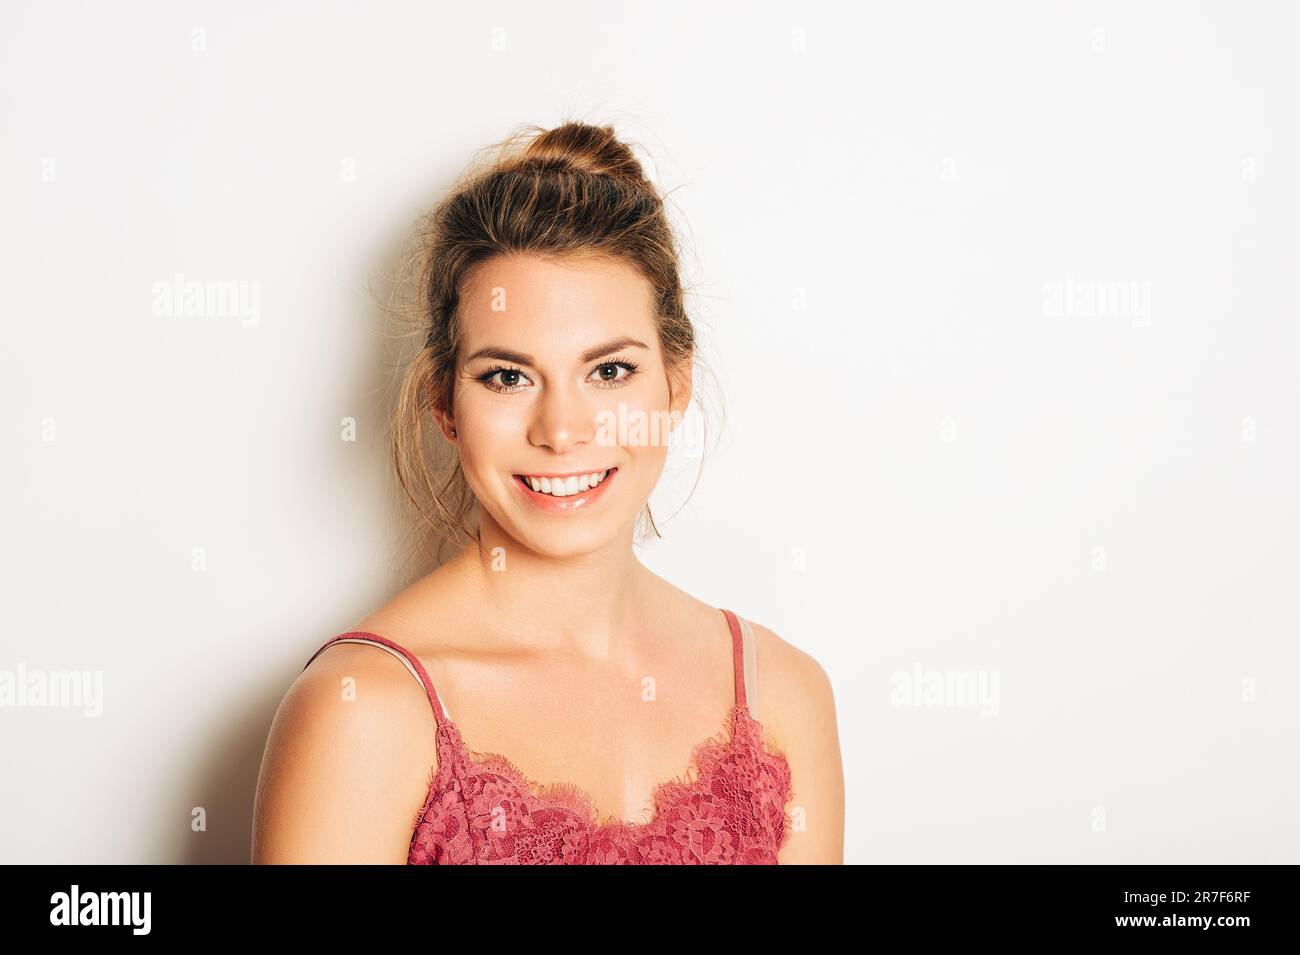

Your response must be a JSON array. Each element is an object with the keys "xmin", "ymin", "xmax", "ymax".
[{"xmin": 2, "ymin": 1, "xmax": 1297, "ymax": 864}]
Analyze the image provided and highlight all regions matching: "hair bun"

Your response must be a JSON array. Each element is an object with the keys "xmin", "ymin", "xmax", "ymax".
[{"xmin": 503, "ymin": 121, "xmax": 650, "ymax": 186}]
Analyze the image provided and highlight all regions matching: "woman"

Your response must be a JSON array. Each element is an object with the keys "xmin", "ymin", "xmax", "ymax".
[{"xmin": 252, "ymin": 121, "xmax": 845, "ymax": 864}]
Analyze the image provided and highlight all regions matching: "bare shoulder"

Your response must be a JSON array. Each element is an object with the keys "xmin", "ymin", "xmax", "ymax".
[
  {"xmin": 744, "ymin": 617, "xmax": 845, "ymax": 864},
  {"xmin": 654, "ymin": 581, "xmax": 837, "ymax": 720},
  {"xmin": 743, "ymin": 620, "xmax": 839, "ymax": 747},
  {"xmin": 251, "ymin": 640, "xmax": 440, "ymax": 863}
]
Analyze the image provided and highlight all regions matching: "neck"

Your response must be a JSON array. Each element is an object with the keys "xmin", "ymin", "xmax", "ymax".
[{"xmin": 439, "ymin": 512, "xmax": 658, "ymax": 660}]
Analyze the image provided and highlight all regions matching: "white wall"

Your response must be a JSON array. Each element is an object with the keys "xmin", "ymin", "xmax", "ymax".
[{"xmin": 1, "ymin": 0, "xmax": 1296, "ymax": 863}]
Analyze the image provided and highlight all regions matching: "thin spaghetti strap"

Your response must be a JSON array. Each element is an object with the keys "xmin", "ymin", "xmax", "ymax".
[
  {"xmin": 737, "ymin": 613, "xmax": 759, "ymax": 720},
  {"xmin": 721, "ymin": 608, "xmax": 749, "ymax": 715},
  {"xmin": 301, "ymin": 631, "xmax": 452, "ymax": 727}
]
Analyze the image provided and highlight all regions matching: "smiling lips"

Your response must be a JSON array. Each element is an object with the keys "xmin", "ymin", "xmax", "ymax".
[{"xmin": 512, "ymin": 467, "xmax": 618, "ymax": 512}]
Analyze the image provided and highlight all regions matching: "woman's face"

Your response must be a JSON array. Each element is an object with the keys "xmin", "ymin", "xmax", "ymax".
[{"xmin": 445, "ymin": 253, "xmax": 689, "ymax": 558}]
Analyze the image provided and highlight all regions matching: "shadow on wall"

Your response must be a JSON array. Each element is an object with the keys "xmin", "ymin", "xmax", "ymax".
[{"xmin": 180, "ymin": 209, "xmax": 456, "ymax": 863}]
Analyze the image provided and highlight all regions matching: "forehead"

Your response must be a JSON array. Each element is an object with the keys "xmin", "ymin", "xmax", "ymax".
[{"xmin": 458, "ymin": 253, "xmax": 656, "ymax": 345}]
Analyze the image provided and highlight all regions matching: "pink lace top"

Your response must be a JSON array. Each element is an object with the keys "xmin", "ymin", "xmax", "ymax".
[{"xmin": 301, "ymin": 608, "xmax": 794, "ymax": 864}]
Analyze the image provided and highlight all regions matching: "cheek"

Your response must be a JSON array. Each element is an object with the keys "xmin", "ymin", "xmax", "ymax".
[
  {"xmin": 453, "ymin": 394, "xmax": 522, "ymax": 474},
  {"xmin": 612, "ymin": 367, "xmax": 670, "ymax": 417},
  {"xmin": 600, "ymin": 378, "xmax": 675, "ymax": 461}
]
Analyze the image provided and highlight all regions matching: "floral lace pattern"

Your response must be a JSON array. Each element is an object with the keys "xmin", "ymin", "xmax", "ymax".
[
  {"xmin": 408, "ymin": 702, "xmax": 794, "ymax": 865},
  {"xmin": 302, "ymin": 609, "xmax": 794, "ymax": 865}
]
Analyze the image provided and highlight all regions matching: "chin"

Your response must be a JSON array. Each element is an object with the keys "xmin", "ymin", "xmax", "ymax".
[{"xmin": 512, "ymin": 523, "xmax": 625, "ymax": 558}]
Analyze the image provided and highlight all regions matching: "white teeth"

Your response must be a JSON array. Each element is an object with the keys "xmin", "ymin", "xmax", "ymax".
[{"xmin": 524, "ymin": 470, "xmax": 609, "ymax": 497}]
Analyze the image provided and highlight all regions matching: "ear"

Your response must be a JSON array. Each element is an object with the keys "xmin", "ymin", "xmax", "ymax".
[
  {"xmin": 657, "ymin": 359, "xmax": 693, "ymax": 442},
  {"xmin": 431, "ymin": 403, "xmax": 458, "ymax": 444},
  {"xmin": 667, "ymin": 358, "xmax": 693, "ymax": 421}
]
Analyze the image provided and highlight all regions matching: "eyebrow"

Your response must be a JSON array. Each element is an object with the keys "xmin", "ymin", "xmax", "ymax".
[{"xmin": 462, "ymin": 336, "xmax": 650, "ymax": 366}]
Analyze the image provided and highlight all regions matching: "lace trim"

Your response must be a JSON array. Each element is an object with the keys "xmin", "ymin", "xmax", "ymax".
[
  {"xmin": 410, "ymin": 702, "xmax": 795, "ymax": 843},
  {"xmin": 738, "ymin": 705, "xmax": 796, "ymax": 852}
]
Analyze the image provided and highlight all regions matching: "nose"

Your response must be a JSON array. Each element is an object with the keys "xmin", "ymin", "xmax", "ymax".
[{"xmin": 527, "ymin": 381, "xmax": 596, "ymax": 454}]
